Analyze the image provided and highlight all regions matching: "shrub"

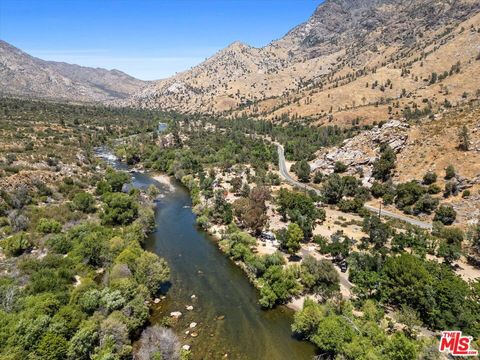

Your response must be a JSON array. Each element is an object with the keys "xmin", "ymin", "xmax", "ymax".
[
  {"xmin": 313, "ymin": 171, "xmax": 323, "ymax": 184},
  {"xmin": 71, "ymin": 192, "xmax": 96, "ymax": 213},
  {"xmin": 422, "ymin": 171, "xmax": 437, "ymax": 185},
  {"xmin": 137, "ymin": 326, "xmax": 180, "ymax": 360},
  {"xmin": 37, "ymin": 218, "xmax": 62, "ymax": 234},
  {"xmin": 333, "ymin": 161, "xmax": 347, "ymax": 173},
  {"xmin": 8, "ymin": 210, "xmax": 29, "ymax": 232},
  {"xmin": 413, "ymin": 194, "xmax": 439, "ymax": 215},
  {"xmin": 1, "ymin": 232, "xmax": 32, "ymax": 256},
  {"xmin": 445, "ymin": 165, "xmax": 455, "ymax": 180},
  {"xmin": 427, "ymin": 184, "xmax": 442, "ymax": 194},
  {"xmin": 443, "ymin": 181, "xmax": 459, "ymax": 198},
  {"xmin": 434, "ymin": 205, "xmax": 457, "ymax": 225},
  {"xmin": 45, "ymin": 234, "xmax": 72, "ymax": 254}
]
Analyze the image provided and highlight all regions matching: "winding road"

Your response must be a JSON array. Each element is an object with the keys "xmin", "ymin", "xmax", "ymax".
[{"xmin": 276, "ymin": 143, "xmax": 432, "ymax": 230}]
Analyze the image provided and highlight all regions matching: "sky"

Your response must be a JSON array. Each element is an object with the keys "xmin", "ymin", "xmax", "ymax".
[{"xmin": 0, "ymin": 0, "xmax": 321, "ymax": 80}]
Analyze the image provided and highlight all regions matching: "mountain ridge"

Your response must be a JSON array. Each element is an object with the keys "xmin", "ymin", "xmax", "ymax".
[
  {"xmin": 0, "ymin": 40, "xmax": 147, "ymax": 103},
  {"xmin": 125, "ymin": 0, "xmax": 480, "ymax": 124}
]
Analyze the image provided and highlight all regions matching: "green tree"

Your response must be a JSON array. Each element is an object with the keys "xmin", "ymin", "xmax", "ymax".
[
  {"xmin": 293, "ymin": 160, "xmax": 311, "ymax": 182},
  {"xmin": 105, "ymin": 169, "xmax": 131, "ymax": 192},
  {"xmin": 394, "ymin": 181, "xmax": 425, "ymax": 211},
  {"xmin": 259, "ymin": 265, "xmax": 301, "ymax": 308},
  {"xmin": 212, "ymin": 190, "xmax": 233, "ymax": 224},
  {"xmin": 372, "ymin": 145, "xmax": 396, "ymax": 181},
  {"xmin": 300, "ymin": 256, "xmax": 339, "ymax": 297},
  {"xmin": 458, "ymin": 125, "xmax": 470, "ymax": 151},
  {"xmin": 321, "ymin": 174, "xmax": 344, "ymax": 204},
  {"xmin": 101, "ymin": 193, "xmax": 138, "ymax": 225},
  {"xmin": 280, "ymin": 223, "xmax": 303, "ymax": 254},
  {"xmin": 35, "ymin": 332, "xmax": 69, "ymax": 360},
  {"xmin": 413, "ymin": 194, "xmax": 439, "ymax": 215},
  {"xmin": 291, "ymin": 299, "xmax": 325, "ymax": 338},
  {"xmin": 68, "ymin": 321, "xmax": 99, "ymax": 360},
  {"xmin": 313, "ymin": 171, "xmax": 323, "ymax": 184},
  {"xmin": 384, "ymin": 332, "xmax": 418, "ymax": 360},
  {"xmin": 362, "ymin": 216, "xmax": 392, "ymax": 249},
  {"xmin": 276, "ymin": 188, "xmax": 321, "ymax": 237},
  {"xmin": 311, "ymin": 315, "xmax": 354, "ymax": 355},
  {"xmin": 134, "ymin": 252, "xmax": 170, "ymax": 296}
]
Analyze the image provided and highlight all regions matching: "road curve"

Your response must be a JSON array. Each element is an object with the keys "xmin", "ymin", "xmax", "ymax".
[{"xmin": 276, "ymin": 143, "xmax": 432, "ymax": 230}]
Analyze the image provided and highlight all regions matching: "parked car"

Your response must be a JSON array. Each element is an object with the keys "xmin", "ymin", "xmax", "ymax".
[
  {"xmin": 339, "ymin": 261, "xmax": 348, "ymax": 273},
  {"xmin": 260, "ymin": 231, "xmax": 275, "ymax": 241}
]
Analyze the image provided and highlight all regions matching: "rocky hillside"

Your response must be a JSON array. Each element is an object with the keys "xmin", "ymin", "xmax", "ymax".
[
  {"xmin": 127, "ymin": 0, "xmax": 480, "ymax": 125},
  {"xmin": 0, "ymin": 40, "xmax": 147, "ymax": 103},
  {"xmin": 311, "ymin": 101, "xmax": 480, "ymax": 225}
]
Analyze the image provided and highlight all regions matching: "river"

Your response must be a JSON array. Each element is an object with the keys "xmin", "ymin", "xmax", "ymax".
[{"xmin": 97, "ymin": 148, "xmax": 316, "ymax": 360}]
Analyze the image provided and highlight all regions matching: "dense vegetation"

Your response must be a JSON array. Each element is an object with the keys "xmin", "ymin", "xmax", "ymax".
[
  {"xmin": 0, "ymin": 98, "xmax": 180, "ymax": 359},
  {"xmin": 2, "ymin": 98, "xmax": 479, "ymax": 358},
  {"xmin": 121, "ymin": 115, "xmax": 480, "ymax": 357},
  {"xmin": 211, "ymin": 117, "xmax": 359, "ymax": 161}
]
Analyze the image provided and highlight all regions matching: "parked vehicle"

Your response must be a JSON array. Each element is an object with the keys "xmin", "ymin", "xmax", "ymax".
[{"xmin": 260, "ymin": 231, "xmax": 275, "ymax": 241}]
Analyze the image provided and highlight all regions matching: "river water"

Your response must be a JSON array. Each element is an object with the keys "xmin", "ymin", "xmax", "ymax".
[{"xmin": 98, "ymin": 149, "xmax": 316, "ymax": 360}]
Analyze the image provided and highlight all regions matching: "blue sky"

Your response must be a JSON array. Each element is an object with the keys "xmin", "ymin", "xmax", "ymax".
[{"xmin": 0, "ymin": 0, "xmax": 321, "ymax": 80}]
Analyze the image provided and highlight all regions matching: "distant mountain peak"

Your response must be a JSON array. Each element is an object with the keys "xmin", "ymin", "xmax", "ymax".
[
  {"xmin": 124, "ymin": 0, "xmax": 480, "ymax": 123},
  {"xmin": 0, "ymin": 40, "xmax": 147, "ymax": 103}
]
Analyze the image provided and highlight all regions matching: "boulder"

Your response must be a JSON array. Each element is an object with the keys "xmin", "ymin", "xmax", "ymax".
[{"xmin": 170, "ymin": 311, "xmax": 182, "ymax": 318}]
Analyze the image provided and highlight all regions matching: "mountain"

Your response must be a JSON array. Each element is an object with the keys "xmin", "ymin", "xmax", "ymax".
[
  {"xmin": 0, "ymin": 40, "xmax": 147, "ymax": 103},
  {"xmin": 126, "ymin": 0, "xmax": 480, "ymax": 125}
]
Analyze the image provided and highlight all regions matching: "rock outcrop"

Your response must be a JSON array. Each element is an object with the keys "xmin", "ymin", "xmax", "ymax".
[{"xmin": 311, "ymin": 120, "xmax": 409, "ymax": 184}]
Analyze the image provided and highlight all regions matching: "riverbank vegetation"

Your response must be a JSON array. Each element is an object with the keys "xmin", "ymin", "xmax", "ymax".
[
  {"xmin": 122, "ymin": 116, "xmax": 479, "ymax": 357},
  {"xmin": 4, "ymin": 98, "xmax": 478, "ymax": 358},
  {"xmin": 0, "ymin": 98, "xmax": 178, "ymax": 359}
]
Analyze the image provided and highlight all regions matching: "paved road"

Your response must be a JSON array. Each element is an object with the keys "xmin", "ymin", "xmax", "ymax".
[{"xmin": 276, "ymin": 143, "xmax": 432, "ymax": 230}]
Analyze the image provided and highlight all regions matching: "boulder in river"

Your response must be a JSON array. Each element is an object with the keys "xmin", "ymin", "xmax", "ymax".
[
  {"xmin": 170, "ymin": 311, "xmax": 182, "ymax": 318},
  {"xmin": 186, "ymin": 305, "xmax": 194, "ymax": 311},
  {"xmin": 189, "ymin": 322, "xmax": 197, "ymax": 328}
]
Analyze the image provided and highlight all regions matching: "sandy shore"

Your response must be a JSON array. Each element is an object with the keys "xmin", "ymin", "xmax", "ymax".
[{"xmin": 152, "ymin": 173, "xmax": 175, "ymax": 192}]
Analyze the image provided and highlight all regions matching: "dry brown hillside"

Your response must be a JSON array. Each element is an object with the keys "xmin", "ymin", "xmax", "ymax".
[
  {"xmin": 126, "ymin": 0, "xmax": 480, "ymax": 125},
  {"xmin": 0, "ymin": 40, "xmax": 147, "ymax": 103},
  {"xmin": 310, "ymin": 102, "xmax": 480, "ymax": 225}
]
